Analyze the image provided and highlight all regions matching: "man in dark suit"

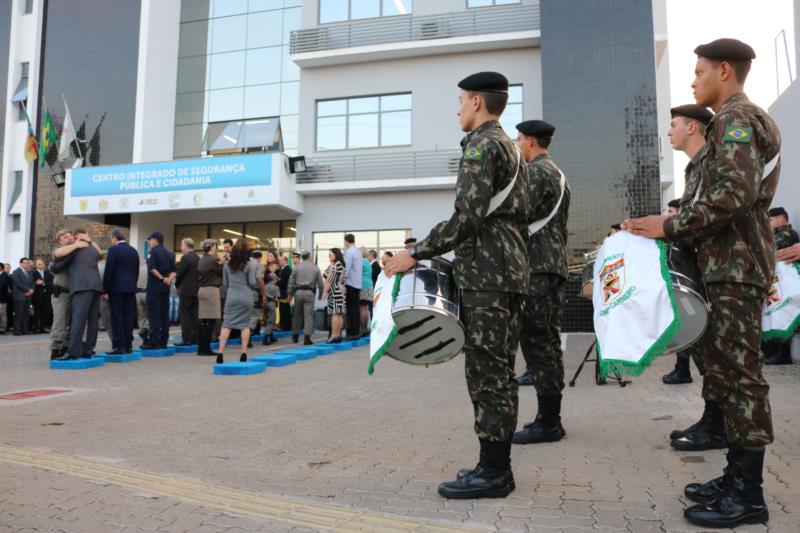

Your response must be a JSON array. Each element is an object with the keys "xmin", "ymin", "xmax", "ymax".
[
  {"xmin": 0, "ymin": 263, "xmax": 11, "ymax": 333},
  {"xmin": 11, "ymin": 258, "xmax": 34, "ymax": 335},
  {"xmin": 51, "ymin": 229, "xmax": 103, "ymax": 359},
  {"xmin": 103, "ymin": 228, "xmax": 140, "ymax": 354},
  {"xmin": 32, "ymin": 259, "xmax": 54, "ymax": 333},
  {"xmin": 174, "ymin": 238, "xmax": 200, "ymax": 346},
  {"xmin": 143, "ymin": 231, "xmax": 176, "ymax": 349}
]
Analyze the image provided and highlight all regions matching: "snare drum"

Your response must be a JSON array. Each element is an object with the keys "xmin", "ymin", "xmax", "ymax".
[
  {"xmin": 385, "ymin": 258, "xmax": 465, "ymax": 366},
  {"xmin": 665, "ymin": 245, "xmax": 709, "ymax": 353}
]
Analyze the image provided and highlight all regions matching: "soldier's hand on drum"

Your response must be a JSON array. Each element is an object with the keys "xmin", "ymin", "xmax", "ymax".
[
  {"xmin": 384, "ymin": 250, "xmax": 417, "ymax": 277},
  {"xmin": 776, "ymin": 242, "xmax": 800, "ymax": 264},
  {"xmin": 621, "ymin": 215, "xmax": 667, "ymax": 239}
]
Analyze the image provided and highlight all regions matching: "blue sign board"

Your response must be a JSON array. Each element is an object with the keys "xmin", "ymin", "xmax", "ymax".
[{"xmin": 69, "ymin": 154, "xmax": 272, "ymax": 197}]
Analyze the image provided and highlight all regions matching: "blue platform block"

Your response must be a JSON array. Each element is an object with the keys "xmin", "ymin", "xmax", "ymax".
[
  {"xmin": 308, "ymin": 345, "xmax": 335, "ymax": 356},
  {"xmin": 273, "ymin": 330, "xmax": 294, "ymax": 339},
  {"xmin": 352, "ymin": 338, "xmax": 370, "ymax": 347},
  {"xmin": 319, "ymin": 341, "xmax": 354, "ymax": 351},
  {"xmin": 213, "ymin": 361, "xmax": 267, "ymax": 375},
  {"xmin": 50, "ymin": 357, "xmax": 105, "ymax": 370},
  {"xmin": 99, "ymin": 351, "xmax": 142, "ymax": 363},
  {"xmin": 140, "ymin": 347, "xmax": 176, "ymax": 358},
  {"xmin": 227, "ymin": 338, "xmax": 242, "ymax": 346},
  {"xmin": 252, "ymin": 353, "xmax": 297, "ymax": 367},
  {"xmin": 251, "ymin": 334, "xmax": 265, "ymax": 342},
  {"xmin": 171, "ymin": 344, "xmax": 198, "ymax": 353},
  {"xmin": 276, "ymin": 348, "xmax": 317, "ymax": 361}
]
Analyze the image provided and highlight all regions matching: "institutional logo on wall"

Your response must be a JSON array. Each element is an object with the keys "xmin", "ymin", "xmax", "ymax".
[
  {"xmin": 168, "ymin": 193, "xmax": 180, "ymax": 208},
  {"xmin": 766, "ymin": 274, "xmax": 782, "ymax": 308},
  {"xmin": 193, "ymin": 193, "xmax": 202, "ymax": 206},
  {"xmin": 600, "ymin": 257, "xmax": 625, "ymax": 304},
  {"xmin": 248, "ymin": 189, "xmax": 255, "ymax": 199},
  {"xmin": 119, "ymin": 198, "xmax": 129, "ymax": 209},
  {"xmin": 79, "ymin": 199, "xmax": 88, "ymax": 212},
  {"xmin": 98, "ymin": 199, "xmax": 109, "ymax": 211}
]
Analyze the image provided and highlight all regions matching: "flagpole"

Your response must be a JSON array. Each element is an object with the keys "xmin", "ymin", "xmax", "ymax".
[{"xmin": 61, "ymin": 94, "xmax": 83, "ymax": 160}]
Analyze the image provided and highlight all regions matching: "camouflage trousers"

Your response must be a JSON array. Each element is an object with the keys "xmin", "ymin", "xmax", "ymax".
[
  {"xmin": 462, "ymin": 290, "xmax": 524, "ymax": 442},
  {"xmin": 696, "ymin": 283, "xmax": 773, "ymax": 448},
  {"xmin": 520, "ymin": 274, "xmax": 566, "ymax": 396}
]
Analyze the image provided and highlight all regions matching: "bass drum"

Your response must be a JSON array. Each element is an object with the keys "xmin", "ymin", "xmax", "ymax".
[
  {"xmin": 666, "ymin": 245, "xmax": 709, "ymax": 353},
  {"xmin": 386, "ymin": 258, "xmax": 465, "ymax": 366}
]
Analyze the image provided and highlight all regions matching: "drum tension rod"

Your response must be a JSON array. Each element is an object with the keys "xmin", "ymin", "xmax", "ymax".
[
  {"xmin": 399, "ymin": 327, "xmax": 443, "ymax": 350},
  {"xmin": 414, "ymin": 338, "xmax": 457, "ymax": 359},
  {"xmin": 397, "ymin": 315, "xmax": 435, "ymax": 335}
]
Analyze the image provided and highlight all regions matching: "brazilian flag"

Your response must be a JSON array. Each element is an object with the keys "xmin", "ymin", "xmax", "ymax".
[{"xmin": 39, "ymin": 108, "xmax": 57, "ymax": 168}]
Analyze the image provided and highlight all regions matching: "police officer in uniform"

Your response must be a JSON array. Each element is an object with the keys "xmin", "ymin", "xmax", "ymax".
[
  {"xmin": 511, "ymin": 120, "xmax": 570, "ymax": 445},
  {"xmin": 386, "ymin": 72, "xmax": 529, "ymax": 499},
  {"xmin": 143, "ymin": 231, "xmax": 176, "ymax": 349},
  {"xmin": 624, "ymin": 38, "xmax": 780, "ymax": 528}
]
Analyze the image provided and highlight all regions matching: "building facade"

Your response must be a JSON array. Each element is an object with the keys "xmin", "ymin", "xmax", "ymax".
[{"xmin": 1, "ymin": 0, "xmax": 671, "ymax": 331}]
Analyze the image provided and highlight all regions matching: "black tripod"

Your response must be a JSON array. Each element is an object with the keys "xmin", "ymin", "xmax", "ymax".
[{"xmin": 569, "ymin": 337, "xmax": 630, "ymax": 387}]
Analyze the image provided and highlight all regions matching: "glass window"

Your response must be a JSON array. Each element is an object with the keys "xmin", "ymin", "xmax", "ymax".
[
  {"xmin": 179, "ymin": 20, "xmax": 211, "ymax": 57},
  {"xmin": 9, "ymin": 171, "xmax": 23, "ymax": 211},
  {"xmin": 21, "ymin": 62, "xmax": 29, "ymax": 80},
  {"xmin": 320, "ymin": 0, "xmax": 412, "ymax": 23},
  {"xmin": 319, "ymin": 0, "xmax": 348, "ymax": 23},
  {"xmin": 467, "ymin": 0, "xmax": 519, "ymax": 6},
  {"xmin": 211, "ymin": 223, "xmax": 245, "ymax": 245},
  {"xmin": 352, "ymin": 0, "xmax": 379, "ymax": 20},
  {"xmin": 209, "ymin": 51, "xmax": 246, "ymax": 89},
  {"xmin": 317, "ymin": 116, "xmax": 347, "ymax": 150},
  {"xmin": 174, "ymin": 225, "xmax": 210, "ymax": 252},
  {"xmin": 11, "ymin": 215, "xmax": 21, "ymax": 233},
  {"xmin": 24, "ymin": 0, "xmax": 33, "ymax": 14},
  {"xmin": 175, "ymin": 92, "xmax": 206, "ymax": 125},
  {"xmin": 212, "ymin": 0, "xmax": 248, "ymax": 17},
  {"xmin": 177, "ymin": 56, "xmax": 210, "ymax": 93},
  {"xmin": 245, "ymin": 47, "xmax": 282, "ymax": 85},
  {"xmin": 208, "ymin": 87, "xmax": 244, "ymax": 122},
  {"xmin": 281, "ymin": 45, "xmax": 299, "ymax": 81},
  {"xmin": 211, "ymin": 15, "xmax": 247, "ymax": 53},
  {"xmin": 174, "ymin": 124, "xmax": 206, "ymax": 158},
  {"xmin": 248, "ymin": 0, "xmax": 283, "ymax": 12},
  {"xmin": 316, "ymin": 93, "xmax": 412, "ymax": 150},
  {"xmin": 313, "ymin": 229, "xmax": 409, "ymax": 273},
  {"xmin": 500, "ymin": 84, "xmax": 523, "ymax": 138},
  {"xmin": 280, "ymin": 81, "xmax": 299, "ymax": 114},
  {"xmin": 282, "ymin": 7, "xmax": 301, "ymax": 43},
  {"xmin": 245, "ymin": 221, "xmax": 280, "ymax": 249},
  {"xmin": 244, "ymin": 84, "xmax": 282, "ymax": 118},
  {"xmin": 348, "ymin": 113, "xmax": 379, "ymax": 148},
  {"xmin": 181, "ymin": 0, "xmax": 211, "ymax": 23},
  {"xmin": 247, "ymin": 10, "xmax": 283, "ymax": 48},
  {"xmin": 280, "ymin": 114, "xmax": 299, "ymax": 151}
]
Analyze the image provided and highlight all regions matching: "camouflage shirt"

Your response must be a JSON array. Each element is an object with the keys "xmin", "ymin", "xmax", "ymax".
[
  {"xmin": 664, "ymin": 92, "xmax": 781, "ymax": 289},
  {"xmin": 415, "ymin": 120, "xmax": 530, "ymax": 294},
  {"xmin": 773, "ymin": 224, "xmax": 799, "ymax": 250},
  {"xmin": 526, "ymin": 154, "xmax": 570, "ymax": 279}
]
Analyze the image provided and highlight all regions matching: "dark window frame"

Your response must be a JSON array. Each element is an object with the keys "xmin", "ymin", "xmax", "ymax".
[{"xmin": 315, "ymin": 92, "xmax": 412, "ymax": 152}]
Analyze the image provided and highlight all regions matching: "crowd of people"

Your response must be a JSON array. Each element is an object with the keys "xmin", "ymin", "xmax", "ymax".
[{"xmin": 24, "ymin": 227, "xmax": 402, "ymax": 365}]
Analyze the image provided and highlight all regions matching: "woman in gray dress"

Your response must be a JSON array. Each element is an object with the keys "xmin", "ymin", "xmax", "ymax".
[{"xmin": 217, "ymin": 239, "xmax": 259, "ymax": 364}]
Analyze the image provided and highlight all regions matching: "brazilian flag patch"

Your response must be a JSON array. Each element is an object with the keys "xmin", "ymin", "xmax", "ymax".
[
  {"xmin": 724, "ymin": 125, "xmax": 753, "ymax": 143},
  {"xmin": 464, "ymin": 145, "xmax": 484, "ymax": 161}
]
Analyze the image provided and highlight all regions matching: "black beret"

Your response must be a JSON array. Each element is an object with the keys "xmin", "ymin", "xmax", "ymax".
[
  {"xmin": 670, "ymin": 104, "xmax": 713, "ymax": 126},
  {"xmin": 404, "ymin": 238, "xmax": 417, "ymax": 245},
  {"xmin": 768, "ymin": 207, "xmax": 788, "ymax": 218},
  {"xmin": 610, "ymin": 223, "xmax": 621, "ymax": 230},
  {"xmin": 516, "ymin": 120, "xmax": 555, "ymax": 138},
  {"xmin": 667, "ymin": 199, "xmax": 681, "ymax": 209},
  {"xmin": 458, "ymin": 71, "xmax": 509, "ymax": 93},
  {"xmin": 694, "ymin": 38, "xmax": 755, "ymax": 62}
]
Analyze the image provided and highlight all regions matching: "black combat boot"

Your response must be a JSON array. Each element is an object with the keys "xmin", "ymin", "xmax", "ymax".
[
  {"xmin": 196, "ymin": 320, "xmax": 219, "ymax": 356},
  {"xmin": 764, "ymin": 340, "xmax": 792, "ymax": 365},
  {"xmin": 303, "ymin": 335, "xmax": 314, "ymax": 346},
  {"xmin": 670, "ymin": 400, "xmax": 714, "ymax": 440},
  {"xmin": 684, "ymin": 448, "xmax": 768, "ymax": 528},
  {"xmin": 438, "ymin": 439, "xmax": 515, "ymax": 499},
  {"xmin": 662, "ymin": 355, "xmax": 692, "ymax": 384},
  {"xmin": 50, "ymin": 349, "xmax": 60, "ymax": 361},
  {"xmin": 512, "ymin": 395, "xmax": 566, "ymax": 444},
  {"xmin": 671, "ymin": 401, "xmax": 726, "ymax": 451},
  {"xmin": 685, "ymin": 449, "xmax": 734, "ymax": 505},
  {"xmin": 516, "ymin": 368, "xmax": 534, "ymax": 386}
]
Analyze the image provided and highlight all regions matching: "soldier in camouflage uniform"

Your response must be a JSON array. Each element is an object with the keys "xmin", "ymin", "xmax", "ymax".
[
  {"xmin": 385, "ymin": 72, "xmax": 529, "ymax": 500},
  {"xmin": 624, "ymin": 38, "xmax": 780, "ymax": 528},
  {"xmin": 510, "ymin": 120, "xmax": 571, "ymax": 445},
  {"xmin": 657, "ymin": 105, "xmax": 728, "ymax": 454},
  {"xmin": 762, "ymin": 207, "xmax": 798, "ymax": 365}
]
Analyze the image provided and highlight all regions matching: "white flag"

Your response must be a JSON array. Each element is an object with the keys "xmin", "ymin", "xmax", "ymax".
[{"xmin": 58, "ymin": 99, "xmax": 77, "ymax": 161}]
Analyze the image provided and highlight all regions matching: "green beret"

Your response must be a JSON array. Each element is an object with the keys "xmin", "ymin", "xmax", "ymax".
[
  {"xmin": 694, "ymin": 38, "xmax": 755, "ymax": 62},
  {"xmin": 670, "ymin": 104, "xmax": 713, "ymax": 126},
  {"xmin": 516, "ymin": 120, "xmax": 555, "ymax": 137},
  {"xmin": 458, "ymin": 71, "xmax": 509, "ymax": 94}
]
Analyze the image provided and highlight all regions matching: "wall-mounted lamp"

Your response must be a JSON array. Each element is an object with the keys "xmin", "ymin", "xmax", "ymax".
[{"xmin": 288, "ymin": 155, "xmax": 306, "ymax": 174}]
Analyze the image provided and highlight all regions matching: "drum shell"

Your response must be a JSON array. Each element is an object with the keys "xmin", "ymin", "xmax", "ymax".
[
  {"xmin": 387, "ymin": 259, "xmax": 465, "ymax": 365},
  {"xmin": 665, "ymin": 245, "xmax": 709, "ymax": 353}
]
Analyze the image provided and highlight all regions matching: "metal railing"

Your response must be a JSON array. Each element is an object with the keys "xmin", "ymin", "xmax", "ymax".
[
  {"xmin": 296, "ymin": 149, "xmax": 461, "ymax": 184},
  {"xmin": 290, "ymin": 4, "xmax": 540, "ymax": 55}
]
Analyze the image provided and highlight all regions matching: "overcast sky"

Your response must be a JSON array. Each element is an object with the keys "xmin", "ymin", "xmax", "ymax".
[{"xmin": 666, "ymin": 0, "xmax": 795, "ymax": 195}]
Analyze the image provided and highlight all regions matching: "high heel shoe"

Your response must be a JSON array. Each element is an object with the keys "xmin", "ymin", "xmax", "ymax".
[
  {"xmin": 216, "ymin": 354, "xmax": 223, "ymax": 364},
  {"xmin": 240, "ymin": 353, "xmax": 248, "ymax": 362}
]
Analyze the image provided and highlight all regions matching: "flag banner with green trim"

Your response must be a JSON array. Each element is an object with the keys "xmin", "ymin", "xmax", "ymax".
[
  {"xmin": 762, "ymin": 261, "xmax": 800, "ymax": 342},
  {"xmin": 593, "ymin": 232, "xmax": 680, "ymax": 378},
  {"xmin": 368, "ymin": 272, "xmax": 401, "ymax": 375},
  {"xmin": 39, "ymin": 108, "xmax": 57, "ymax": 168}
]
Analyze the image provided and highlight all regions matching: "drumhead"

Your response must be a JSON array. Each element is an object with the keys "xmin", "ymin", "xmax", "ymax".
[
  {"xmin": 386, "ymin": 307, "xmax": 465, "ymax": 365},
  {"xmin": 666, "ymin": 285, "xmax": 708, "ymax": 353}
]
